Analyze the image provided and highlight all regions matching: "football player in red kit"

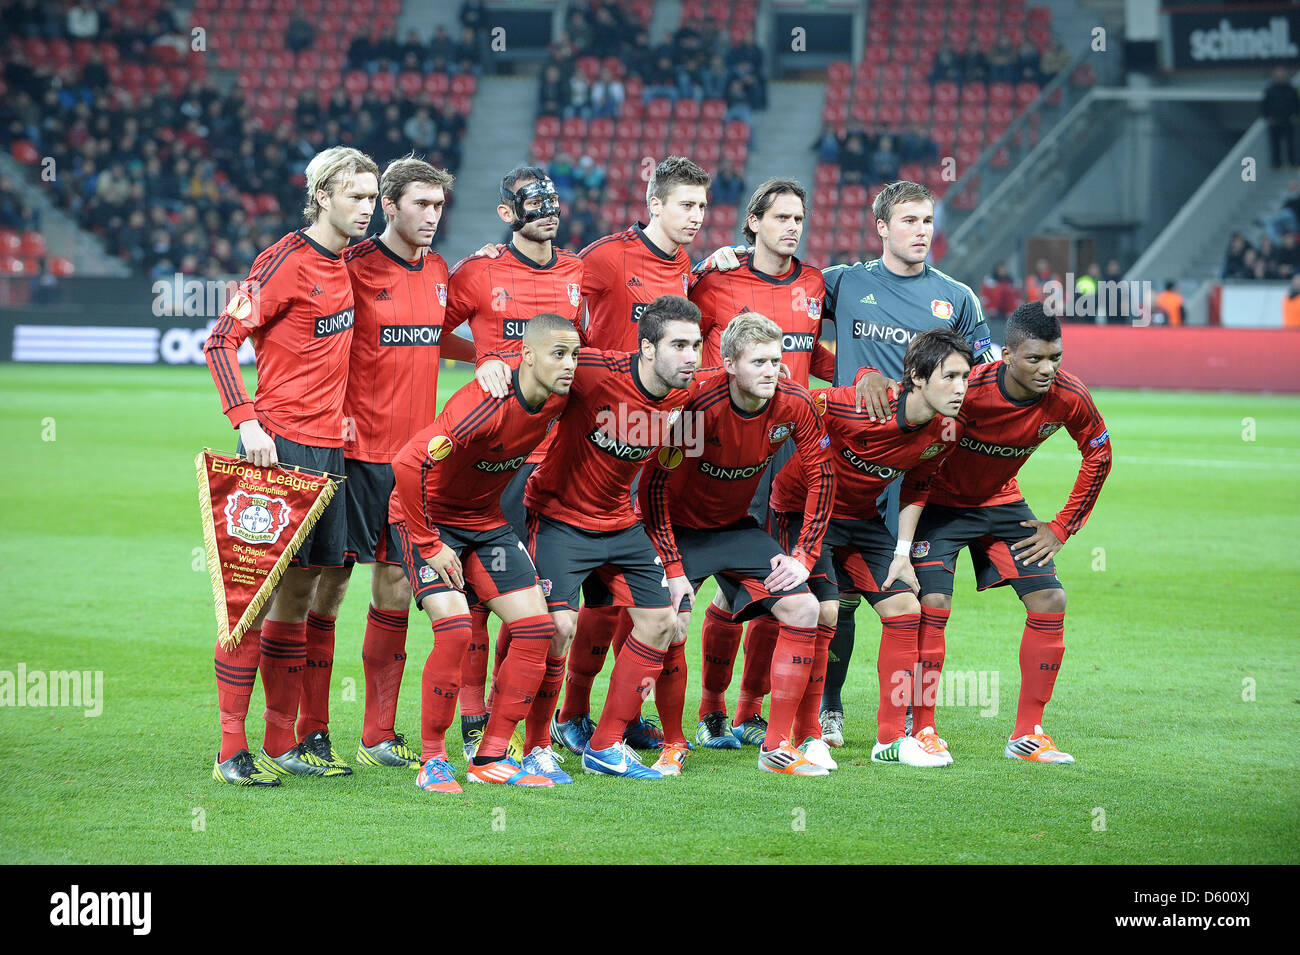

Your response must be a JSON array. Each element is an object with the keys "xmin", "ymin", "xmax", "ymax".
[
  {"xmin": 388, "ymin": 314, "xmax": 580, "ymax": 792},
  {"xmin": 771, "ymin": 329, "xmax": 973, "ymax": 767},
  {"xmin": 205, "ymin": 146, "xmax": 379, "ymax": 785},
  {"xmin": 478, "ymin": 295, "xmax": 702, "ymax": 779},
  {"xmin": 553, "ymin": 157, "xmax": 711, "ymax": 754},
  {"xmin": 444, "ymin": 166, "xmax": 585, "ymax": 757},
  {"xmin": 910, "ymin": 303, "xmax": 1111, "ymax": 764},
  {"xmin": 641, "ymin": 313, "xmax": 836, "ymax": 776}
]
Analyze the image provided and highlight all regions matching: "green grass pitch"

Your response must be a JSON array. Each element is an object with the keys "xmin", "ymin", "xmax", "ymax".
[{"xmin": 0, "ymin": 364, "xmax": 1296, "ymax": 864}]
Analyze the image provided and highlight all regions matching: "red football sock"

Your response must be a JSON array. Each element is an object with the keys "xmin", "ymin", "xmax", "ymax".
[
  {"xmin": 558, "ymin": 604, "xmax": 619, "ymax": 721},
  {"xmin": 420, "ymin": 614, "xmax": 472, "ymax": 762},
  {"xmin": 698, "ymin": 603, "xmax": 742, "ymax": 718},
  {"xmin": 589, "ymin": 635, "xmax": 664, "ymax": 751},
  {"xmin": 792, "ymin": 623, "xmax": 834, "ymax": 742},
  {"xmin": 736, "ymin": 615, "xmax": 778, "ymax": 726},
  {"xmin": 296, "ymin": 612, "xmax": 335, "ymax": 741},
  {"xmin": 763, "ymin": 624, "xmax": 818, "ymax": 748},
  {"xmin": 876, "ymin": 613, "xmax": 921, "ymax": 744},
  {"xmin": 656, "ymin": 641, "xmax": 688, "ymax": 745},
  {"xmin": 459, "ymin": 604, "xmax": 491, "ymax": 719},
  {"xmin": 215, "ymin": 630, "xmax": 260, "ymax": 761},
  {"xmin": 259, "ymin": 619, "xmax": 306, "ymax": 757},
  {"xmin": 609, "ymin": 610, "xmax": 633, "ymax": 657},
  {"xmin": 480, "ymin": 615, "xmax": 551, "ymax": 758},
  {"xmin": 1014, "ymin": 610, "xmax": 1066, "ymax": 738},
  {"xmin": 915, "ymin": 606, "xmax": 950, "ymax": 732},
  {"xmin": 525, "ymin": 654, "xmax": 568, "ymax": 754},
  {"xmin": 489, "ymin": 620, "xmax": 513, "ymax": 704},
  {"xmin": 361, "ymin": 605, "xmax": 408, "ymax": 747}
]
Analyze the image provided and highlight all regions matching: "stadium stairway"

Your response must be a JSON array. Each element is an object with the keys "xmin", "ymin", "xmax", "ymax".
[
  {"xmin": 742, "ymin": 81, "xmax": 824, "ymax": 245},
  {"xmin": 440, "ymin": 75, "xmax": 539, "ymax": 267},
  {"xmin": 0, "ymin": 152, "xmax": 128, "ymax": 278}
]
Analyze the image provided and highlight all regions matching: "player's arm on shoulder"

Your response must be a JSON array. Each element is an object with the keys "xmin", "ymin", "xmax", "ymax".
[{"xmin": 851, "ymin": 364, "xmax": 895, "ymax": 419}]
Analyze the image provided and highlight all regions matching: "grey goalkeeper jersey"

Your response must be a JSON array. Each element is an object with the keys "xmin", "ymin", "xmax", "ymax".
[{"xmin": 824, "ymin": 258, "xmax": 995, "ymax": 385}]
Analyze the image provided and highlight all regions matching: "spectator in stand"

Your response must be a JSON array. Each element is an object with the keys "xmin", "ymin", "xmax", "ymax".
[
  {"xmin": 455, "ymin": 26, "xmax": 484, "ymax": 75},
  {"xmin": 460, "ymin": 0, "xmax": 486, "ymax": 36},
  {"xmin": 1227, "ymin": 246, "xmax": 1258, "ymax": 280},
  {"xmin": 1024, "ymin": 258, "xmax": 1059, "ymax": 302},
  {"xmin": 1223, "ymin": 233, "xmax": 1252, "ymax": 278},
  {"xmin": 930, "ymin": 44, "xmax": 962, "ymax": 84},
  {"xmin": 1039, "ymin": 40, "xmax": 1069, "ymax": 84},
  {"xmin": 839, "ymin": 132, "xmax": 871, "ymax": 186},
  {"xmin": 1256, "ymin": 237, "xmax": 1280, "ymax": 278},
  {"xmin": 724, "ymin": 77, "xmax": 752, "ymax": 123},
  {"xmin": 625, "ymin": 30, "xmax": 656, "ymax": 82},
  {"xmin": 899, "ymin": 123, "xmax": 938, "ymax": 163},
  {"xmin": 538, "ymin": 64, "xmax": 568, "ymax": 117},
  {"xmin": 573, "ymin": 154, "xmax": 605, "ymax": 192},
  {"xmin": 549, "ymin": 151, "xmax": 577, "ymax": 195},
  {"xmin": 65, "ymin": 2, "xmax": 99, "ymax": 39},
  {"xmin": 563, "ymin": 7, "xmax": 592, "ymax": 51},
  {"xmin": 1262, "ymin": 180, "xmax": 1300, "ymax": 241},
  {"xmin": 871, "ymin": 134, "xmax": 901, "ymax": 183},
  {"xmin": 399, "ymin": 29, "xmax": 427, "ymax": 65},
  {"xmin": 1154, "ymin": 282, "xmax": 1183, "ymax": 326},
  {"xmin": 812, "ymin": 122, "xmax": 840, "ymax": 164},
  {"xmin": 348, "ymin": 28, "xmax": 379, "ymax": 71},
  {"xmin": 727, "ymin": 29, "xmax": 766, "ymax": 107},
  {"xmin": 285, "ymin": 17, "xmax": 315, "ymax": 54},
  {"xmin": 1275, "ymin": 231, "xmax": 1300, "ymax": 277},
  {"xmin": 712, "ymin": 159, "xmax": 745, "ymax": 206},
  {"xmin": 403, "ymin": 107, "xmax": 438, "ymax": 152},
  {"xmin": 961, "ymin": 39, "xmax": 989, "ymax": 86},
  {"xmin": 589, "ymin": 3, "xmax": 625, "ymax": 58},
  {"xmin": 565, "ymin": 70, "xmax": 590, "ymax": 118},
  {"xmin": 676, "ymin": 53, "xmax": 706, "ymax": 102},
  {"xmin": 1104, "ymin": 259, "xmax": 1124, "ymax": 284},
  {"xmin": 988, "ymin": 36, "xmax": 1018, "ymax": 85},
  {"xmin": 589, "ymin": 66, "xmax": 624, "ymax": 118},
  {"xmin": 1263, "ymin": 68, "xmax": 1300, "ymax": 170},
  {"xmin": 700, "ymin": 55, "xmax": 729, "ymax": 102},
  {"xmin": 644, "ymin": 51, "xmax": 678, "ymax": 103},
  {"xmin": 980, "ymin": 262, "xmax": 1020, "ymax": 321},
  {"xmin": 1017, "ymin": 40, "xmax": 1042, "ymax": 85},
  {"xmin": 567, "ymin": 193, "xmax": 599, "ymax": 249},
  {"xmin": 430, "ymin": 25, "xmax": 458, "ymax": 66}
]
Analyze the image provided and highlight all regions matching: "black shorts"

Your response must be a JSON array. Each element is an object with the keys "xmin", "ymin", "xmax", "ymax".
[
  {"xmin": 238, "ymin": 432, "xmax": 346, "ymax": 569},
  {"xmin": 825, "ymin": 516, "xmax": 914, "ymax": 607},
  {"xmin": 674, "ymin": 518, "xmax": 812, "ymax": 622},
  {"xmin": 343, "ymin": 458, "xmax": 402, "ymax": 565},
  {"xmin": 770, "ymin": 510, "xmax": 838, "ymax": 603},
  {"xmin": 393, "ymin": 521, "xmax": 540, "ymax": 608},
  {"xmin": 526, "ymin": 511, "xmax": 671, "ymax": 613},
  {"xmin": 912, "ymin": 500, "xmax": 1062, "ymax": 597},
  {"xmin": 500, "ymin": 461, "xmax": 537, "ymax": 544}
]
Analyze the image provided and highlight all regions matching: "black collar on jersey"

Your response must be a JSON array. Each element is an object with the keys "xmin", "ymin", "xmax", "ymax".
[
  {"xmin": 728, "ymin": 390, "xmax": 769, "ymax": 419},
  {"xmin": 508, "ymin": 240, "xmax": 557, "ymax": 271},
  {"xmin": 511, "ymin": 367, "xmax": 547, "ymax": 413},
  {"xmin": 631, "ymin": 355, "xmax": 671, "ymax": 402},
  {"xmin": 894, "ymin": 390, "xmax": 929, "ymax": 432},
  {"xmin": 747, "ymin": 255, "xmax": 803, "ymax": 286},
  {"xmin": 633, "ymin": 222, "xmax": 678, "ymax": 262},
  {"xmin": 997, "ymin": 363, "xmax": 1044, "ymax": 407},
  {"xmin": 297, "ymin": 229, "xmax": 342, "ymax": 261},
  {"xmin": 373, "ymin": 236, "xmax": 423, "ymax": 272}
]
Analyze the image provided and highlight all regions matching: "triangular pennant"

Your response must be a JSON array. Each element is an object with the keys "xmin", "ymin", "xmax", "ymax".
[{"xmin": 195, "ymin": 449, "xmax": 342, "ymax": 650}]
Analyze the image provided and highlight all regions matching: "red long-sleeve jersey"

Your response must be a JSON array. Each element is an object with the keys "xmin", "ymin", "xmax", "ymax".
[
  {"xmin": 579, "ymin": 223, "xmax": 692, "ymax": 350},
  {"xmin": 204, "ymin": 230, "xmax": 354, "ymax": 446},
  {"xmin": 340, "ymin": 237, "xmax": 451, "ymax": 463},
  {"xmin": 523, "ymin": 349, "xmax": 697, "ymax": 532},
  {"xmin": 770, "ymin": 386, "xmax": 964, "ymax": 522},
  {"xmin": 444, "ymin": 241, "xmax": 584, "ymax": 461},
  {"xmin": 688, "ymin": 251, "xmax": 835, "ymax": 384},
  {"xmin": 926, "ymin": 362, "xmax": 1111, "ymax": 540},
  {"xmin": 389, "ymin": 370, "xmax": 568, "ymax": 558},
  {"xmin": 642, "ymin": 373, "xmax": 834, "ymax": 576}
]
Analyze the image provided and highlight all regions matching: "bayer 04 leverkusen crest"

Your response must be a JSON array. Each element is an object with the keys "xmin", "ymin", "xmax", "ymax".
[{"xmin": 195, "ymin": 449, "xmax": 342, "ymax": 650}]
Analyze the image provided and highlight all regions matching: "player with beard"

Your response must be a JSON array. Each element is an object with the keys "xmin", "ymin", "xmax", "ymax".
[
  {"xmin": 910, "ymin": 304, "xmax": 1111, "ymax": 764},
  {"xmin": 480, "ymin": 295, "xmax": 703, "ymax": 779},
  {"xmin": 442, "ymin": 167, "xmax": 585, "ymax": 759},
  {"xmin": 551, "ymin": 157, "xmax": 712, "ymax": 756},
  {"xmin": 205, "ymin": 146, "xmax": 378, "ymax": 784}
]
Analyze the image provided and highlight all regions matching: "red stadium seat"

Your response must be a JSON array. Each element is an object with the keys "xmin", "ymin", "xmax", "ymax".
[
  {"xmin": 932, "ymin": 102, "xmax": 958, "ymax": 126},
  {"xmin": 398, "ymin": 71, "xmax": 422, "ymax": 97},
  {"xmin": 451, "ymin": 74, "xmax": 477, "ymax": 96},
  {"xmin": 721, "ymin": 142, "xmax": 747, "ymax": 164},
  {"xmin": 723, "ymin": 120, "xmax": 749, "ymax": 144},
  {"xmin": 828, "ymin": 62, "xmax": 852, "ymax": 86},
  {"xmin": 344, "ymin": 70, "xmax": 367, "ymax": 96},
  {"xmin": 1016, "ymin": 82, "xmax": 1040, "ymax": 106},
  {"xmin": 674, "ymin": 98, "xmax": 701, "ymax": 121},
  {"xmin": 49, "ymin": 256, "xmax": 75, "ymax": 277},
  {"xmin": 531, "ymin": 137, "xmax": 556, "ymax": 162},
  {"xmin": 701, "ymin": 99, "xmax": 727, "ymax": 121},
  {"xmin": 535, "ymin": 116, "xmax": 561, "ymax": 139},
  {"xmin": 562, "ymin": 117, "xmax": 589, "ymax": 141},
  {"xmin": 646, "ymin": 98, "xmax": 673, "ymax": 120},
  {"xmin": 424, "ymin": 73, "xmax": 450, "ymax": 97},
  {"xmin": 642, "ymin": 119, "xmax": 669, "ymax": 143},
  {"xmin": 602, "ymin": 57, "xmax": 626, "ymax": 79},
  {"xmin": 577, "ymin": 56, "xmax": 601, "ymax": 81},
  {"xmin": 371, "ymin": 72, "xmax": 395, "ymax": 98},
  {"xmin": 612, "ymin": 140, "xmax": 641, "ymax": 165}
]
